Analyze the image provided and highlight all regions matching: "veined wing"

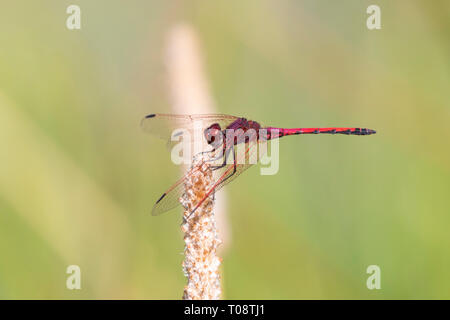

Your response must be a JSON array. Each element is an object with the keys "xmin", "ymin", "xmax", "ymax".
[
  {"xmin": 150, "ymin": 147, "xmax": 223, "ymax": 216},
  {"xmin": 150, "ymin": 169, "xmax": 196, "ymax": 216},
  {"xmin": 141, "ymin": 113, "xmax": 239, "ymax": 148},
  {"xmin": 187, "ymin": 134, "xmax": 269, "ymax": 216}
]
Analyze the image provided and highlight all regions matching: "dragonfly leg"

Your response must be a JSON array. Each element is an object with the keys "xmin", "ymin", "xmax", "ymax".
[
  {"xmin": 215, "ymin": 145, "xmax": 237, "ymax": 184},
  {"xmin": 204, "ymin": 144, "xmax": 227, "ymax": 163},
  {"xmin": 192, "ymin": 146, "xmax": 223, "ymax": 164},
  {"xmin": 186, "ymin": 145, "xmax": 236, "ymax": 220},
  {"xmin": 211, "ymin": 144, "xmax": 233, "ymax": 171},
  {"xmin": 193, "ymin": 147, "xmax": 216, "ymax": 160}
]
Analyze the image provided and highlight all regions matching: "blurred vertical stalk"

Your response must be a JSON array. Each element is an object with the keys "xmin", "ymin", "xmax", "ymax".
[
  {"xmin": 165, "ymin": 23, "xmax": 228, "ymax": 299},
  {"xmin": 180, "ymin": 155, "xmax": 222, "ymax": 300}
]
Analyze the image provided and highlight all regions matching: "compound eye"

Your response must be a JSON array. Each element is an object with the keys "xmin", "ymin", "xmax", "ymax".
[
  {"xmin": 212, "ymin": 123, "xmax": 221, "ymax": 130},
  {"xmin": 204, "ymin": 129, "xmax": 214, "ymax": 144},
  {"xmin": 204, "ymin": 123, "xmax": 222, "ymax": 145}
]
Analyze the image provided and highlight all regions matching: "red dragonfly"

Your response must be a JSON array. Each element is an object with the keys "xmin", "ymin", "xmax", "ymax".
[{"xmin": 142, "ymin": 113, "xmax": 376, "ymax": 217}]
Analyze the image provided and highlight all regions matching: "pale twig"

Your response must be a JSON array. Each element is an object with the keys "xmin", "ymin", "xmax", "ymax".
[
  {"xmin": 180, "ymin": 155, "xmax": 222, "ymax": 300},
  {"xmin": 165, "ymin": 23, "xmax": 229, "ymax": 299}
]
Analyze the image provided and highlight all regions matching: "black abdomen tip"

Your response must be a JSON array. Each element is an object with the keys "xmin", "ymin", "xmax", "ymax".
[
  {"xmin": 354, "ymin": 128, "xmax": 376, "ymax": 135},
  {"xmin": 145, "ymin": 114, "xmax": 156, "ymax": 118}
]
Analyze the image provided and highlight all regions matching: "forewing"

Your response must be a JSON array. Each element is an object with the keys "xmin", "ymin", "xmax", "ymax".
[{"xmin": 141, "ymin": 114, "xmax": 239, "ymax": 149}]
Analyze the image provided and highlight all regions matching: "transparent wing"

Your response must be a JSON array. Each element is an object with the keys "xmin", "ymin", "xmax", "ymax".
[
  {"xmin": 151, "ymin": 149, "xmax": 221, "ymax": 216},
  {"xmin": 152, "ymin": 132, "xmax": 268, "ymax": 216},
  {"xmin": 141, "ymin": 113, "xmax": 239, "ymax": 151},
  {"xmin": 151, "ymin": 173, "xmax": 192, "ymax": 216}
]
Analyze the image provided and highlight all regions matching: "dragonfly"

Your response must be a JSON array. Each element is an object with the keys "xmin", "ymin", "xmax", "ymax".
[{"xmin": 142, "ymin": 113, "xmax": 376, "ymax": 217}]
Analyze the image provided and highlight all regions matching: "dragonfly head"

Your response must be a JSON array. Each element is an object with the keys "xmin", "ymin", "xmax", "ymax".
[{"xmin": 204, "ymin": 123, "xmax": 223, "ymax": 146}]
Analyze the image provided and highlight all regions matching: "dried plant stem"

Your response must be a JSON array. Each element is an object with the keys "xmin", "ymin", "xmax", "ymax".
[
  {"xmin": 166, "ymin": 23, "xmax": 228, "ymax": 299},
  {"xmin": 180, "ymin": 155, "xmax": 222, "ymax": 300}
]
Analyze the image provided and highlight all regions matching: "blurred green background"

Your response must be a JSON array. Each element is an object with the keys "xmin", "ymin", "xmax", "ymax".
[{"xmin": 0, "ymin": 0, "xmax": 449, "ymax": 299}]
